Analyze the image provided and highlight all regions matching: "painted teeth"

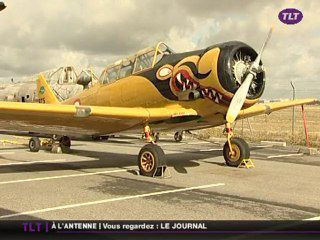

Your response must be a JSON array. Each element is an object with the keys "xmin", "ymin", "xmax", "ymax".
[
  {"xmin": 177, "ymin": 73, "xmax": 182, "ymax": 84},
  {"xmin": 201, "ymin": 88, "xmax": 221, "ymax": 104}
]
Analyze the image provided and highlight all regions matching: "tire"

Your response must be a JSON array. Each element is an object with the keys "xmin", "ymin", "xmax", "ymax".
[
  {"xmin": 92, "ymin": 135, "xmax": 102, "ymax": 141},
  {"xmin": 138, "ymin": 144, "xmax": 166, "ymax": 177},
  {"xmin": 154, "ymin": 132, "xmax": 160, "ymax": 142},
  {"xmin": 29, "ymin": 137, "xmax": 41, "ymax": 152},
  {"xmin": 223, "ymin": 137, "xmax": 250, "ymax": 167},
  {"xmin": 59, "ymin": 136, "xmax": 71, "ymax": 153},
  {"xmin": 174, "ymin": 131, "xmax": 183, "ymax": 142},
  {"xmin": 101, "ymin": 135, "xmax": 109, "ymax": 141}
]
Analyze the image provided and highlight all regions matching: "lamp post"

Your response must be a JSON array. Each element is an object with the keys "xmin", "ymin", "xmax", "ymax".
[
  {"xmin": 290, "ymin": 81, "xmax": 296, "ymax": 141},
  {"xmin": 0, "ymin": 2, "xmax": 6, "ymax": 11}
]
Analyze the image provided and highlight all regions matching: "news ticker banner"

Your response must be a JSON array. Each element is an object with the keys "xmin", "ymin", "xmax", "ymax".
[{"xmin": 0, "ymin": 220, "xmax": 319, "ymax": 235}]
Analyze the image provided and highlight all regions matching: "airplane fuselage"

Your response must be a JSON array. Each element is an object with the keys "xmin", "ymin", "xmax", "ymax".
[{"xmin": 63, "ymin": 41, "xmax": 265, "ymax": 133}]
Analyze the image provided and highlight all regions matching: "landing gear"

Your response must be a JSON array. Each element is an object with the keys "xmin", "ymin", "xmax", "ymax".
[
  {"xmin": 138, "ymin": 124, "xmax": 167, "ymax": 177},
  {"xmin": 174, "ymin": 131, "xmax": 183, "ymax": 142},
  {"xmin": 29, "ymin": 137, "xmax": 41, "ymax": 152},
  {"xmin": 223, "ymin": 123, "xmax": 250, "ymax": 167},
  {"xmin": 141, "ymin": 131, "xmax": 159, "ymax": 142},
  {"xmin": 28, "ymin": 135, "xmax": 72, "ymax": 153},
  {"xmin": 223, "ymin": 137, "xmax": 250, "ymax": 167}
]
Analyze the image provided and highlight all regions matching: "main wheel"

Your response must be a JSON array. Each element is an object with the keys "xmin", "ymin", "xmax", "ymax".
[
  {"xmin": 174, "ymin": 131, "xmax": 183, "ymax": 142},
  {"xmin": 138, "ymin": 144, "xmax": 165, "ymax": 177},
  {"xmin": 29, "ymin": 137, "xmax": 41, "ymax": 152},
  {"xmin": 59, "ymin": 136, "xmax": 71, "ymax": 152},
  {"xmin": 223, "ymin": 137, "xmax": 250, "ymax": 167}
]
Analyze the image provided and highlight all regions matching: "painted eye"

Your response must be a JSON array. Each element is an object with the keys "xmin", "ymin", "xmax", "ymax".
[
  {"xmin": 156, "ymin": 65, "xmax": 173, "ymax": 80},
  {"xmin": 159, "ymin": 67, "xmax": 172, "ymax": 77}
]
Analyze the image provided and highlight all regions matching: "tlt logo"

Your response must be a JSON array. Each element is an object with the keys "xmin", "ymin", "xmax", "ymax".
[
  {"xmin": 23, "ymin": 222, "xmax": 49, "ymax": 233},
  {"xmin": 278, "ymin": 8, "xmax": 303, "ymax": 25}
]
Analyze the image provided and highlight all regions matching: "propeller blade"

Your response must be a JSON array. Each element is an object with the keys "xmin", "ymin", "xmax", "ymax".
[
  {"xmin": 226, "ymin": 27, "xmax": 273, "ymax": 124},
  {"xmin": 250, "ymin": 26, "xmax": 273, "ymax": 72},
  {"xmin": 226, "ymin": 72, "xmax": 254, "ymax": 123}
]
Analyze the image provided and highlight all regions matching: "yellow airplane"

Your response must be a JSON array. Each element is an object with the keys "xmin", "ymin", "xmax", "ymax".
[{"xmin": 0, "ymin": 28, "xmax": 316, "ymax": 177}]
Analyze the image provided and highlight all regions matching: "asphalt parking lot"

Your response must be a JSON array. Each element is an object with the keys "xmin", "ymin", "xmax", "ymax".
[{"xmin": 0, "ymin": 134, "xmax": 319, "ymax": 221}]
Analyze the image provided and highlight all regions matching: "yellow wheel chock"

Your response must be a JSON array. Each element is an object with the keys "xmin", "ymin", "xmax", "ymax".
[{"xmin": 238, "ymin": 158, "xmax": 255, "ymax": 169}]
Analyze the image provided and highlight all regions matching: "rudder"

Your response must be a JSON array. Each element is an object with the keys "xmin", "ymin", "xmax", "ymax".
[{"xmin": 37, "ymin": 74, "xmax": 59, "ymax": 104}]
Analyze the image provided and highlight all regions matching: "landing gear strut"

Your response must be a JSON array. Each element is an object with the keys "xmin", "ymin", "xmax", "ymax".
[
  {"xmin": 138, "ymin": 124, "xmax": 167, "ymax": 177},
  {"xmin": 223, "ymin": 123, "xmax": 250, "ymax": 167}
]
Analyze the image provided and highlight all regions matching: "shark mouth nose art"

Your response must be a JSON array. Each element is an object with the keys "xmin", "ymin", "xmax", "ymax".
[
  {"xmin": 173, "ymin": 70, "xmax": 199, "ymax": 91},
  {"xmin": 172, "ymin": 70, "xmax": 224, "ymax": 104}
]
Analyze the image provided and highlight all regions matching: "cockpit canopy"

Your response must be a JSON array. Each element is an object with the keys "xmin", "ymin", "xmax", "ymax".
[{"xmin": 99, "ymin": 42, "xmax": 173, "ymax": 84}]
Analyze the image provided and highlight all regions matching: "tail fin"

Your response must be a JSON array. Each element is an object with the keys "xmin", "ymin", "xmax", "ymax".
[{"xmin": 36, "ymin": 74, "xmax": 60, "ymax": 104}]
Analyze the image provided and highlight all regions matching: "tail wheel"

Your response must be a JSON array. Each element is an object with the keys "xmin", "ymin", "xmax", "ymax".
[
  {"xmin": 223, "ymin": 137, "xmax": 250, "ymax": 167},
  {"xmin": 59, "ymin": 136, "xmax": 71, "ymax": 152},
  {"xmin": 138, "ymin": 144, "xmax": 165, "ymax": 177},
  {"xmin": 29, "ymin": 137, "xmax": 41, "ymax": 152},
  {"xmin": 174, "ymin": 131, "xmax": 183, "ymax": 142}
]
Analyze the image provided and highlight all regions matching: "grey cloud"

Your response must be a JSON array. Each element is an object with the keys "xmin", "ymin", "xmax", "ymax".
[{"xmin": 0, "ymin": 0, "xmax": 318, "ymax": 99}]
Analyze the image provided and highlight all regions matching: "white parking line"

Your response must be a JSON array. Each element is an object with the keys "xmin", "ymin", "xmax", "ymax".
[
  {"xmin": 253, "ymin": 145, "xmax": 273, "ymax": 148},
  {"xmin": 161, "ymin": 143, "xmax": 186, "ymax": 146},
  {"xmin": 0, "ymin": 159, "xmax": 67, "ymax": 166},
  {"xmin": 0, "ymin": 169, "xmax": 128, "ymax": 185},
  {"xmin": 267, "ymin": 153, "xmax": 304, "ymax": 159},
  {"xmin": 0, "ymin": 183, "xmax": 225, "ymax": 219},
  {"xmin": 0, "ymin": 152, "xmax": 15, "ymax": 155},
  {"xmin": 187, "ymin": 141, "xmax": 212, "ymax": 145},
  {"xmin": 199, "ymin": 148, "xmax": 222, "ymax": 152},
  {"xmin": 305, "ymin": 216, "xmax": 320, "ymax": 220}
]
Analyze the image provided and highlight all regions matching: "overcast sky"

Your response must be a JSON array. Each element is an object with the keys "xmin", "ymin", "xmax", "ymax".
[{"xmin": 0, "ymin": 0, "xmax": 319, "ymax": 99}]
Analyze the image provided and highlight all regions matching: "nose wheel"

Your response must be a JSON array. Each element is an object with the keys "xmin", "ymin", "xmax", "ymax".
[{"xmin": 223, "ymin": 137, "xmax": 250, "ymax": 167}]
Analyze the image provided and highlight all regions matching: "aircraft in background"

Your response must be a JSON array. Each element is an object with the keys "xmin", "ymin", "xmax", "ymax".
[
  {"xmin": 0, "ymin": 66, "xmax": 98, "ymax": 102},
  {"xmin": 0, "ymin": 28, "xmax": 316, "ymax": 177}
]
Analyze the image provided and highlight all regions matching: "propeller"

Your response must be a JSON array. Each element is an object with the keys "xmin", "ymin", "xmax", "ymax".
[{"xmin": 226, "ymin": 27, "xmax": 273, "ymax": 123}]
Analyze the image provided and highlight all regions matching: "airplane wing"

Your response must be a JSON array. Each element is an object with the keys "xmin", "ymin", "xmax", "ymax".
[
  {"xmin": 0, "ymin": 101, "xmax": 198, "ymax": 136},
  {"xmin": 238, "ymin": 98, "xmax": 318, "ymax": 119}
]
